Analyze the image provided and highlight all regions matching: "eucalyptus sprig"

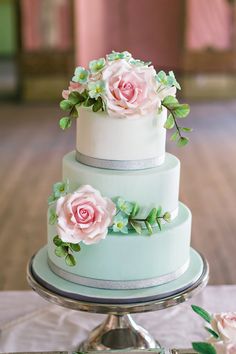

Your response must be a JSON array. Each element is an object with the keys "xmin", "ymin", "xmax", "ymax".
[
  {"xmin": 130, "ymin": 206, "xmax": 171, "ymax": 235},
  {"xmin": 53, "ymin": 235, "xmax": 81, "ymax": 266},
  {"xmin": 162, "ymin": 95, "xmax": 192, "ymax": 147},
  {"xmin": 59, "ymin": 90, "xmax": 104, "ymax": 130},
  {"xmin": 112, "ymin": 198, "xmax": 171, "ymax": 235}
]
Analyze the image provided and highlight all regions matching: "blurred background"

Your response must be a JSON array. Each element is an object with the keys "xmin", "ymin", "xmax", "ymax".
[{"xmin": 0, "ymin": 0, "xmax": 236, "ymax": 289}]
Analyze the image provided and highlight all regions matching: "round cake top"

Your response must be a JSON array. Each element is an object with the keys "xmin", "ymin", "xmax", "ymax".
[{"xmin": 58, "ymin": 50, "xmax": 191, "ymax": 148}]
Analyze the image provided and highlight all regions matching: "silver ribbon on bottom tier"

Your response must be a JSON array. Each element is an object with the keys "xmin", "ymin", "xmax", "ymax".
[
  {"xmin": 48, "ymin": 259, "xmax": 189, "ymax": 290},
  {"xmin": 76, "ymin": 151, "xmax": 165, "ymax": 170}
]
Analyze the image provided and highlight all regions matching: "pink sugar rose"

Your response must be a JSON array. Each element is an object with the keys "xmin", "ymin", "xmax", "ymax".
[
  {"xmin": 56, "ymin": 185, "xmax": 116, "ymax": 245},
  {"xmin": 62, "ymin": 81, "xmax": 84, "ymax": 99},
  {"xmin": 211, "ymin": 313, "xmax": 236, "ymax": 344},
  {"xmin": 102, "ymin": 59, "xmax": 160, "ymax": 118}
]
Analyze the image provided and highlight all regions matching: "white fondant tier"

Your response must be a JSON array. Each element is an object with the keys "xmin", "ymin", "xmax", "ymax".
[
  {"xmin": 76, "ymin": 108, "xmax": 167, "ymax": 164},
  {"xmin": 47, "ymin": 202, "xmax": 191, "ymax": 289},
  {"xmin": 63, "ymin": 151, "xmax": 180, "ymax": 216}
]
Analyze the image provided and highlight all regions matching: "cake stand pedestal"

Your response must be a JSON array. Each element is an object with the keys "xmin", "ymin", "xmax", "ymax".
[{"xmin": 27, "ymin": 248, "xmax": 209, "ymax": 351}]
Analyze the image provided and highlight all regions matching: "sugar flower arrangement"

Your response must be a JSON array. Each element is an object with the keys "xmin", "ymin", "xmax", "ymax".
[
  {"xmin": 60, "ymin": 50, "xmax": 191, "ymax": 147},
  {"xmin": 48, "ymin": 180, "xmax": 171, "ymax": 266},
  {"xmin": 192, "ymin": 305, "xmax": 236, "ymax": 354}
]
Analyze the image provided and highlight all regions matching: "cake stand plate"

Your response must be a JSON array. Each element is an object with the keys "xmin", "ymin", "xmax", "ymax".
[{"xmin": 27, "ymin": 247, "xmax": 209, "ymax": 351}]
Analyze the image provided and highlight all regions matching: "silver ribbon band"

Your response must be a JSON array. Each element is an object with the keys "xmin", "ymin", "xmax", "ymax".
[
  {"xmin": 48, "ymin": 258, "xmax": 189, "ymax": 290},
  {"xmin": 76, "ymin": 151, "xmax": 165, "ymax": 170}
]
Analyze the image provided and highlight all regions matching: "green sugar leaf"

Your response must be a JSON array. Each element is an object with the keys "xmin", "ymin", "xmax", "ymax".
[
  {"xmin": 192, "ymin": 342, "xmax": 216, "ymax": 354},
  {"xmin": 130, "ymin": 220, "xmax": 142, "ymax": 234},
  {"xmin": 170, "ymin": 131, "xmax": 179, "ymax": 141},
  {"xmin": 156, "ymin": 218, "xmax": 162, "ymax": 231},
  {"xmin": 59, "ymin": 117, "xmax": 72, "ymax": 130},
  {"xmin": 71, "ymin": 105, "xmax": 79, "ymax": 118},
  {"xmin": 173, "ymin": 104, "xmax": 190, "ymax": 118},
  {"xmin": 156, "ymin": 70, "xmax": 167, "ymax": 85},
  {"xmin": 70, "ymin": 243, "xmax": 81, "ymax": 252},
  {"xmin": 156, "ymin": 206, "xmax": 162, "ymax": 217},
  {"xmin": 92, "ymin": 97, "xmax": 103, "ymax": 112},
  {"xmin": 81, "ymin": 89, "xmax": 89, "ymax": 99},
  {"xmin": 191, "ymin": 305, "xmax": 212, "ymax": 323},
  {"xmin": 131, "ymin": 203, "xmax": 140, "ymax": 218},
  {"xmin": 157, "ymin": 70, "xmax": 166, "ymax": 80},
  {"xmin": 53, "ymin": 235, "xmax": 62, "ymax": 247},
  {"xmin": 177, "ymin": 136, "xmax": 189, "ymax": 147},
  {"xmin": 163, "ymin": 211, "xmax": 171, "ymax": 223},
  {"xmin": 204, "ymin": 326, "xmax": 219, "ymax": 339},
  {"xmin": 68, "ymin": 91, "xmax": 86, "ymax": 104},
  {"xmin": 65, "ymin": 254, "xmax": 76, "ymax": 266},
  {"xmin": 146, "ymin": 208, "xmax": 157, "ymax": 225},
  {"xmin": 60, "ymin": 99, "xmax": 74, "ymax": 111},
  {"xmin": 48, "ymin": 194, "xmax": 55, "ymax": 205},
  {"xmin": 49, "ymin": 208, "xmax": 57, "ymax": 225},
  {"xmin": 164, "ymin": 114, "xmax": 175, "ymax": 129},
  {"xmin": 166, "ymin": 76, "xmax": 174, "ymax": 87},
  {"xmin": 180, "ymin": 127, "xmax": 193, "ymax": 132},
  {"xmin": 83, "ymin": 97, "xmax": 96, "ymax": 107},
  {"xmin": 145, "ymin": 221, "xmax": 153, "ymax": 235},
  {"xmin": 162, "ymin": 95, "xmax": 178, "ymax": 107},
  {"xmin": 168, "ymin": 71, "xmax": 181, "ymax": 90},
  {"xmin": 55, "ymin": 245, "xmax": 67, "ymax": 258}
]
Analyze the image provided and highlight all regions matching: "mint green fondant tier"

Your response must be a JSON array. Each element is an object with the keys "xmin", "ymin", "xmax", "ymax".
[
  {"xmin": 33, "ymin": 247, "xmax": 203, "ymax": 302},
  {"xmin": 63, "ymin": 151, "xmax": 180, "ymax": 215},
  {"xmin": 47, "ymin": 202, "xmax": 191, "ymax": 287}
]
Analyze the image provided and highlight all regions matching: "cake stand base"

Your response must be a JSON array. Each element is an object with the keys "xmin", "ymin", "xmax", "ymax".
[
  {"xmin": 27, "ymin": 247, "xmax": 209, "ymax": 351},
  {"xmin": 78, "ymin": 314, "xmax": 158, "ymax": 351}
]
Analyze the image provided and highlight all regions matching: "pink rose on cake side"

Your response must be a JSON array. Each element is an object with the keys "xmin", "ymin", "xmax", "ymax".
[
  {"xmin": 211, "ymin": 313, "xmax": 236, "ymax": 344},
  {"xmin": 56, "ymin": 185, "xmax": 116, "ymax": 245},
  {"xmin": 102, "ymin": 59, "xmax": 160, "ymax": 118}
]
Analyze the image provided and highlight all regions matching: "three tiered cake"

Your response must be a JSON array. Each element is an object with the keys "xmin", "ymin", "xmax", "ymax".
[{"xmin": 47, "ymin": 51, "xmax": 192, "ymax": 290}]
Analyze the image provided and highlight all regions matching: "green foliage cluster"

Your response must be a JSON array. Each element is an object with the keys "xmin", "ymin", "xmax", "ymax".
[
  {"xmin": 59, "ymin": 90, "xmax": 104, "ymax": 130},
  {"xmin": 53, "ymin": 235, "xmax": 81, "ymax": 267},
  {"xmin": 112, "ymin": 198, "xmax": 171, "ymax": 235}
]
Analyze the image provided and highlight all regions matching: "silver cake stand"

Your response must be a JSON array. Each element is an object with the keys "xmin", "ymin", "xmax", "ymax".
[{"xmin": 27, "ymin": 251, "xmax": 209, "ymax": 352}]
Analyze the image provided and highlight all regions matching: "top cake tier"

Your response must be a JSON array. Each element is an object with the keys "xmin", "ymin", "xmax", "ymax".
[
  {"xmin": 59, "ymin": 50, "xmax": 191, "ymax": 166},
  {"xmin": 76, "ymin": 108, "xmax": 167, "ymax": 170}
]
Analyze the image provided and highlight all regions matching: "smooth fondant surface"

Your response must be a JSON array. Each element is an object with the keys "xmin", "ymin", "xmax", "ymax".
[
  {"xmin": 48, "ymin": 202, "xmax": 191, "ymax": 282},
  {"xmin": 32, "ymin": 247, "xmax": 203, "ymax": 303},
  {"xmin": 63, "ymin": 151, "xmax": 180, "ymax": 215},
  {"xmin": 76, "ymin": 108, "xmax": 167, "ymax": 161}
]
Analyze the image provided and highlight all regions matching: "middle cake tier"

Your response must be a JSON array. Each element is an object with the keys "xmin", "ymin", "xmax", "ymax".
[{"xmin": 63, "ymin": 151, "xmax": 180, "ymax": 217}]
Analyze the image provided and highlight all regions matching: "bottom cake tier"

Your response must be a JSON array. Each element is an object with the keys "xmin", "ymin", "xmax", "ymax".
[{"xmin": 47, "ymin": 202, "xmax": 191, "ymax": 290}]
